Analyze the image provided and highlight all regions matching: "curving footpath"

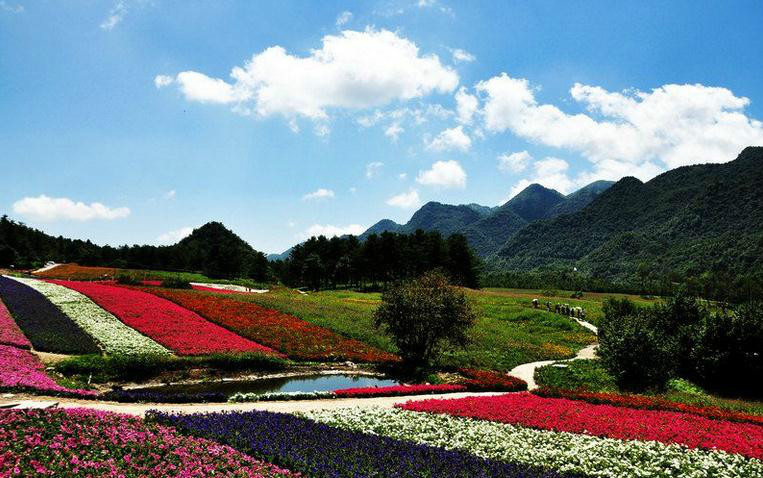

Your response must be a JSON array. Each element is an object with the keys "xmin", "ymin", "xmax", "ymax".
[{"xmin": 509, "ymin": 317, "xmax": 598, "ymax": 390}]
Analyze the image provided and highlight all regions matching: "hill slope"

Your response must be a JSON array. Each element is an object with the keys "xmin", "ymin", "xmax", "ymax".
[{"xmin": 494, "ymin": 147, "xmax": 763, "ymax": 282}]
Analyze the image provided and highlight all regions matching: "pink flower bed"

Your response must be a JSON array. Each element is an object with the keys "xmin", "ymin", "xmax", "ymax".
[
  {"xmin": 0, "ymin": 344, "xmax": 95, "ymax": 397},
  {"xmin": 0, "ymin": 408, "xmax": 299, "ymax": 478},
  {"xmin": 48, "ymin": 280, "xmax": 281, "ymax": 356},
  {"xmin": 399, "ymin": 392, "xmax": 763, "ymax": 459},
  {"xmin": 334, "ymin": 384, "xmax": 467, "ymax": 398},
  {"xmin": 0, "ymin": 298, "xmax": 31, "ymax": 349}
]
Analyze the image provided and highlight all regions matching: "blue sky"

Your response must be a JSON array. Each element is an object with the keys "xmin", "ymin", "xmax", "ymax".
[{"xmin": 2, "ymin": 1, "xmax": 762, "ymax": 253}]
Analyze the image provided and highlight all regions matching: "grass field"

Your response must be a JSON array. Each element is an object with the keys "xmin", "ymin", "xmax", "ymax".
[{"xmin": 225, "ymin": 287, "xmax": 608, "ymax": 371}]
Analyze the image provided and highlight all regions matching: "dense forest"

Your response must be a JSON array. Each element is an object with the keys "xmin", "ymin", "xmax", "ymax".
[
  {"xmin": 0, "ymin": 219, "xmax": 269, "ymax": 280},
  {"xmin": 271, "ymin": 231, "xmax": 481, "ymax": 290}
]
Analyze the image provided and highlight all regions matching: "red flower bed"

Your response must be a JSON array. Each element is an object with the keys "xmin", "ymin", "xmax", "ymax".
[
  {"xmin": 535, "ymin": 387, "xmax": 763, "ymax": 426},
  {"xmin": 0, "ymin": 297, "xmax": 31, "ymax": 349},
  {"xmin": 458, "ymin": 368, "xmax": 527, "ymax": 392},
  {"xmin": 399, "ymin": 392, "xmax": 763, "ymax": 459},
  {"xmin": 335, "ymin": 384, "xmax": 467, "ymax": 398},
  {"xmin": 132, "ymin": 287, "xmax": 399, "ymax": 363},
  {"xmin": 49, "ymin": 280, "xmax": 279, "ymax": 356}
]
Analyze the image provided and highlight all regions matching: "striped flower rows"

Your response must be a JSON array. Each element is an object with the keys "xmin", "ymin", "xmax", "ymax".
[
  {"xmin": 303, "ymin": 407, "xmax": 763, "ymax": 478},
  {"xmin": 0, "ymin": 345, "xmax": 96, "ymax": 397},
  {"xmin": 10, "ymin": 277, "xmax": 170, "ymax": 357},
  {"xmin": 0, "ymin": 296, "xmax": 30, "ymax": 349}
]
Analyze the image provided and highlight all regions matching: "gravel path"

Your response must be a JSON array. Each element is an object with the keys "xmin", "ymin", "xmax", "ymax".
[
  {"xmin": 31, "ymin": 263, "xmax": 60, "ymax": 274},
  {"xmin": 509, "ymin": 318, "xmax": 598, "ymax": 390}
]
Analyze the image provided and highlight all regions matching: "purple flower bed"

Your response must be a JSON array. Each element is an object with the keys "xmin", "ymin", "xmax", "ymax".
[
  {"xmin": 148, "ymin": 410, "xmax": 580, "ymax": 478},
  {"xmin": 0, "ymin": 344, "xmax": 96, "ymax": 397},
  {"xmin": 0, "ymin": 276, "xmax": 99, "ymax": 354},
  {"xmin": 0, "ymin": 297, "xmax": 30, "ymax": 349}
]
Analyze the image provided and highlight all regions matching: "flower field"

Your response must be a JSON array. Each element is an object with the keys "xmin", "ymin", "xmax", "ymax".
[
  {"xmin": 134, "ymin": 286, "xmax": 398, "ymax": 362},
  {"xmin": 399, "ymin": 392, "xmax": 763, "ymax": 459},
  {"xmin": 534, "ymin": 387, "xmax": 763, "ymax": 425},
  {"xmin": 0, "ymin": 276, "xmax": 100, "ymax": 354},
  {"xmin": 0, "ymin": 345, "xmax": 95, "ymax": 396},
  {"xmin": 305, "ymin": 406, "xmax": 763, "ymax": 478},
  {"xmin": 11, "ymin": 277, "xmax": 171, "ymax": 357},
  {"xmin": 0, "ymin": 297, "xmax": 30, "ymax": 349},
  {"xmin": 333, "ymin": 384, "xmax": 467, "ymax": 398},
  {"xmin": 49, "ymin": 280, "xmax": 280, "ymax": 356},
  {"xmin": 0, "ymin": 408, "xmax": 299, "ymax": 478},
  {"xmin": 149, "ymin": 409, "xmax": 575, "ymax": 478}
]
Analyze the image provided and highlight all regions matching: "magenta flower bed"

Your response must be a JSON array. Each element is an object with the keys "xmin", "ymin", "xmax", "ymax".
[
  {"xmin": 399, "ymin": 392, "xmax": 763, "ymax": 460},
  {"xmin": 0, "ymin": 344, "xmax": 95, "ymax": 397},
  {"xmin": 0, "ymin": 408, "xmax": 299, "ymax": 478},
  {"xmin": 334, "ymin": 384, "xmax": 467, "ymax": 398},
  {"xmin": 49, "ymin": 280, "xmax": 280, "ymax": 356},
  {"xmin": 0, "ymin": 298, "xmax": 30, "ymax": 349}
]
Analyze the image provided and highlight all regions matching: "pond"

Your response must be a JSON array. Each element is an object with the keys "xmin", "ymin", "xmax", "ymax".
[{"xmin": 132, "ymin": 373, "xmax": 399, "ymax": 396}]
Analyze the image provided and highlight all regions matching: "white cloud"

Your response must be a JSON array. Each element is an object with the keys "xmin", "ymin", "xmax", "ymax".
[
  {"xmin": 455, "ymin": 87, "xmax": 478, "ymax": 124},
  {"xmin": 385, "ymin": 123, "xmax": 404, "ymax": 142},
  {"xmin": 302, "ymin": 188, "xmax": 335, "ymax": 201},
  {"xmin": 426, "ymin": 125, "xmax": 471, "ymax": 152},
  {"xmin": 451, "ymin": 48, "xmax": 475, "ymax": 63},
  {"xmin": 416, "ymin": 160, "xmax": 467, "ymax": 188},
  {"xmin": 349, "ymin": 187, "xmax": 357, "ymax": 195},
  {"xmin": 0, "ymin": 1, "xmax": 24, "ymax": 13},
  {"xmin": 386, "ymin": 189, "xmax": 421, "ymax": 208},
  {"xmin": 335, "ymin": 11, "xmax": 352, "ymax": 26},
  {"xmin": 157, "ymin": 226, "xmax": 195, "ymax": 244},
  {"xmin": 162, "ymin": 189, "xmax": 176, "ymax": 200},
  {"xmin": 161, "ymin": 28, "xmax": 458, "ymax": 126},
  {"xmin": 100, "ymin": 1, "xmax": 127, "ymax": 30},
  {"xmin": 365, "ymin": 161, "xmax": 384, "ymax": 178},
  {"xmin": 154, "ymin": 75, "xmax": 174, "ymax": 88},
  {"xmin": 12, "ymin": 195, "xmax": 130, "ymax": 222},
  {"xmin": 478, "ymin": 73, "xmax": 763, "ymax": 181},
  {"xmin": 398, "ymin": 172, "xmax": 408, "ymax": 180},
  {"xmin": 498, "ymin": 150, "xmax": 532, "ymax": 173},
  {"xmin": 301, "ymin": 224, "xmax": 366, "ymax": 239}
]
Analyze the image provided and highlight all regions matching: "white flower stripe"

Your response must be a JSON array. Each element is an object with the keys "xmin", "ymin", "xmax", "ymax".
[
  {"xmin": 11, "ymin": 277, "xmax": 171, "ymax": 357},
  {"xmin": 303, "ymin": 407, "xmax": 763, "ymax": 478}
]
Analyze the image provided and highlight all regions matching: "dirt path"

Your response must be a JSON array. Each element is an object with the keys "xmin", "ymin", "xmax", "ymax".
[
  {"xmin": 509, "ymin": 318, "xmax": 598, "ymax": 390},
  {"xmin": 32, "ymin": 263, "xmax": 60, "ymax": 274},
  {"xmin": 0, "ymin": 392, "xmax": 503, "ymax": 417}
]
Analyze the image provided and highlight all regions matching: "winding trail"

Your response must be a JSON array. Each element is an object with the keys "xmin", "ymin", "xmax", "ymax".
[{"xmin": 509, "ymin": 317, "xmax": 598, "ymax": 390}]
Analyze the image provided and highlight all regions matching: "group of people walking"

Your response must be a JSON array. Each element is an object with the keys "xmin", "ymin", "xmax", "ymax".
[{"xmin": 532, "ymin": 298, "xmax": 586, "ymax": 319}]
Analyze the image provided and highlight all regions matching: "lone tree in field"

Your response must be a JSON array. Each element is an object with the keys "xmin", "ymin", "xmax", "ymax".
[{"xmin": 374, "ymin": 271, "xmax": 476, "ymax": 366}]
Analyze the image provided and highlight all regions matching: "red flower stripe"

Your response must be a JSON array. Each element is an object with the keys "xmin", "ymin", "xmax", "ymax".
[
  {"xmin": 534, "ymin": 387, "xmax": 763, "ymax": 426},
  {"xmin": 0, "ymin": 297, "xmax": 31, "ymax": 349},
  {"xmin": 458, "ymin": 368, "xmax": 527, "ymax": 392},
  {"xmin": 48, "ymin": 280, "xmax": 280, "ymax": 357},
  {"xmin": 335, "ymin": 384, "xmax": 467, "ymax": 398},
  {"xmin": 132, "ymin": 287, "xmax": 399, "ymax": 363},
  {"xmin": 399, "ymin": 392, "xmax": 763, "ymax": 459}
]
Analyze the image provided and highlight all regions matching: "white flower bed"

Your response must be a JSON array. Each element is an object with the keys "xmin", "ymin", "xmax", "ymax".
[
  {"xmin": 11, "ymin": 277, "xmax": 171, "ymax": 357},
  {"xmin": 303, "ymin": 407, "xmax": 763, "ymax": 478},
  {"xmin": 229, "ymin": 390, "xmax": 335, "ymax": 402}
]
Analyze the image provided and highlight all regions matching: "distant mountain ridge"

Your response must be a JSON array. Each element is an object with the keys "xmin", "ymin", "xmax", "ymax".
[{"xmin": 358, "ymin": 180, "xmax": 614, "ymax": 257}]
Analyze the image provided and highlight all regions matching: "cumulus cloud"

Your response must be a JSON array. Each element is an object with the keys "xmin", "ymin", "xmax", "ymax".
[
  {"xmin": 498, "ymin": 150, "xmax": 532, "ymax": 173},
  {"xmin": 161, "ymin": 28, "xmax": 458, "ymax": 128},
  {"xmin": 385, "ymin": 123, "xmax": 404, "ymax": 142},
  {"xmin": 386, "ymin": 189, "xmax": 421, "ymax": 208},
  {"xmin": 300, "ymin": 224, "xmax": 366, "ymax": 239},
  {"xmin": 157, "ymin": 226, "xmax": 195, "ymax": 244},
  {"xmin": 12, "ymin": 195, "xmax": 130, "ymax": 222},
  {"xmin": 0, "ymin": 1, "xmax": 24, "ymax": 13},
  {"xmin": 100, "ymin": 0, "xmax": 127, "ymax": 30},
  {"xmin": 302, "ymin": 188, "xmax": 335, "ymax": 201},
  {"xmin": 416, "ymin": 160, "xmax": 467, "ymax": 188},
  {"xmin": 455, "ymin": 87, "xmax": 478, "ymax": 124},
  {"xmin": 365, "ymin": 161, "xmax": 384, "ymax": 178},
  {"xmin": 426, "ymin": 125, "xmax": 471, "ymax": 152},
  {"xmin": 451, "ymin": 48, "xmax": 475, "ymax": 63},
  {"xmin": 335, "ymin": 11, "xmax": 352, "ymax": 26},
  {"xmin": 478, "ymin": 74, "xmax": 763, "ymax": 181},
  {"xmin": 154, "ymin": 75, "xmax": 174, "ymax": 88}
]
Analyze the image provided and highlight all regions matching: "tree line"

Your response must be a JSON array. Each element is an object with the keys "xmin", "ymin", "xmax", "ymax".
[{"xmin": 271, "ymin": 230, "xmax": 481, "ymax": 290}]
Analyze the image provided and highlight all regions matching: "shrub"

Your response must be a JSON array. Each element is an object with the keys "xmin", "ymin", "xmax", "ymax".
[
  {"xmin": 534, "ymin": 359, "xmax": 617, "ymax": 392},
  {"xmin": 598, "ymin": 298, "xmax": 676, "ymax": 392},
  {"xmin": 374, "ymin": 271, "xmax": 476, "ymax": 366},
  {"xmin": 160, "ymin": 277, "xmax": 193, "ymax": 289},
  {"xmin": 691, "ymin": 301, "xmax": 763, "ymax": 396},
  {"xmin": 115, "ymin": 273, "xmax": 140, "ymax": 285}
]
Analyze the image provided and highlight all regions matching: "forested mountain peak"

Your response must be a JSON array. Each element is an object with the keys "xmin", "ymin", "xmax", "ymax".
[{"xmin": 501, "ymin": 184, "xmax": 566, "ymax": 222}]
